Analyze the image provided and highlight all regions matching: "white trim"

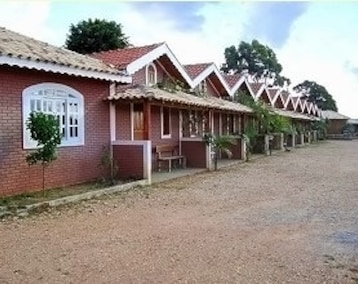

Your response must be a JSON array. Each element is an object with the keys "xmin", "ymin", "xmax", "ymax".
[
  {"xmin": 145, "ymin": 63, "xmax": 157, "ymax": 86},
  {"xmin": 180, "ymin": 137, "xmax": 203, "ymax": 142},
  {"xmin": 191, "ymin": 63, "xmax": 232, "ymax": 96},
  {"xmin": 255, "ymin": 85, "xmax": 272, "ymax": 104},
  {"xmin": 160, "ymin": 106, "xmax": 172, "ymax": 139},
  {"xmin": 143, "ymin": 140, "xmax": 152, "ymax": 183},
  {"xmin": 22, "ymin": 82, "xmax": 85, "ymax": 149},
  {"xmin": 109, "ymin": 83, "xmax": 116, "ymax": 141},
  {"xmin": 207, "ymin": 77, "xmax": 221, "ymax": 97},
  {"xmin": 126, "ymin": 43, "xmax": 193, "ymax": 88},
  {"xmin": 179, "ymin": 110, "xmax": 183, "ymax": 155},
  {"xmin": 219, "ymin": 113, "xmax": 222, "ymax": 135},
  {"xmin": 130, "ymin": 103, "xmax": 134, "ymax": 141},
  {"xmin": 0, "ymin": 55, "xmax": 131, "ymax": 83},
  {"xmin": 229, "ymin": 75, "xmax": 246, "ymax": 95}
]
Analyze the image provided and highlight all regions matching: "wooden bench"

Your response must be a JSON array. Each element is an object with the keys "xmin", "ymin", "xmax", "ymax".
[{"xmin": 156, "ymin": 145, "xmax": 186, "ymax": 172}]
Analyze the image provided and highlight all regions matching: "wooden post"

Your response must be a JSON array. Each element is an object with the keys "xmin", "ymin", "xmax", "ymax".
[{"xmin": 143, "ymin": 101, "xmax": 151, "ymax": 140}]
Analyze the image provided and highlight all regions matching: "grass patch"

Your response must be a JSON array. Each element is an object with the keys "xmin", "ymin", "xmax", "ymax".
[{"xmin": 0, "ymin": 179, "xmax": 136, "ymax": 208}]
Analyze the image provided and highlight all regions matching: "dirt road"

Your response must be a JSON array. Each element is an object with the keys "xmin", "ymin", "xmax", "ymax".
[{"xmin": 1, "ymin": 140, "xmax": 357, "ymax": 283}]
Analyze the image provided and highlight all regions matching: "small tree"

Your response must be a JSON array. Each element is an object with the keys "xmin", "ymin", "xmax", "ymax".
[
  {"xmin": 242, "ymin": 122, "xmax": 259, "ymax": 161},
  {"xmin": 65, "ymin": 18, "xmax": 130, "ymax": 54},
  {"xmin": 203, "ymin": 133, "xmax": 236, "ymax": 170},
  {"xmin": 26, "ymin": 112, "xmax": 61, "ymax": 193}
]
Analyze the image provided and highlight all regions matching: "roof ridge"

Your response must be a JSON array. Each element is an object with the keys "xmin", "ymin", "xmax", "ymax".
[{"xmin": 91, "ymin": 42, "xmax": 165, "ymax": 56}]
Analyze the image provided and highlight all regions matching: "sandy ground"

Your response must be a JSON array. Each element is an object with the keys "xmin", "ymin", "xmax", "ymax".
[{"xmin": 0, "ymin": 140, "xmax": 357, "ymax": 283}]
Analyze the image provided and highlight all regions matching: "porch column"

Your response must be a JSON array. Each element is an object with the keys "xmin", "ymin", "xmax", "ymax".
[
  {"xmin": 308, "ymin": 131, "xmax": 312, "ymax": 144},
  {"xmin": 219, "ymin": 113, "xmax": 222, "ymax": 135},
  {"xmin": 300, "ymin": 133, "xmax": 305, "ymax": 146},
  {"xmin": 209, "ymin": 109, "xmax": 214, "ymax": 134},
  {"xmin": 292, "ymin": 133, "xmax": 296, "ymax": 148},
  {"xmin": 143, "ymin": 101, "xmax": 151, "ymax": 140},
  {"xmin": 280, "ymin": 133, "xmax": 284, "ymax": 151},
  {"xmin": 264, "ymin": 134, "xmax": 270, "ymax": 156},
  {"xmin": 109, "ymin": 101, "xmax": 116, "ymax": 141}
]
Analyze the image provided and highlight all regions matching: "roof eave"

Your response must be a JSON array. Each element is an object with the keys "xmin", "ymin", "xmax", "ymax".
[{"xmin": 0, "ymin": 55, "xmax": 132, "ymax": 83}]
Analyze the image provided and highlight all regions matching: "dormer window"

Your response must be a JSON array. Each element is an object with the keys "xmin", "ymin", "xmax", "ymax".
[
  {"xmin": 198, "ymin": 80, "xmax": 207, "ymax": 94},
  {"xmin": 146, "ymin": 63, "xmax": 157, "ymax": 86}
]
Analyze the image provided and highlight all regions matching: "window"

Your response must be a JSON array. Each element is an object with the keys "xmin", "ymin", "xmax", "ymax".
[
  {"xmin": 198, "ymin": 80, "xmax": 207, "ymax": 95},
  {"xmin": 161, "ymin": 107, "xmax": 171, "ymax": 138},
  {"xmin": 22, "ymin": 83, "xmax": 84, "ymax": 149},
  {"xmin": 146, "ymin": 63, "xmax": 157, "ymax": 86}
]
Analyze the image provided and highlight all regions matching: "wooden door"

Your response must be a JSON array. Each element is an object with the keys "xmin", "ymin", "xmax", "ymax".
[{"xmin": 133, "ymin": 103, "xmax": 145, "ymax": 140}]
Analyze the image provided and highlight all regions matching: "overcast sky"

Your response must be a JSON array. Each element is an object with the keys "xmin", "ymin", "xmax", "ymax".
[{"xmin": 1, "ymin": 1, "xmax": 357, "ymax": 118}]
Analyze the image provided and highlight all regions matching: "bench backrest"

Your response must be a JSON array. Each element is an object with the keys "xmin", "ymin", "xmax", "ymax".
[{"xmin": 156, "ymin": 145, "xmax": 178, "ymax": 158}]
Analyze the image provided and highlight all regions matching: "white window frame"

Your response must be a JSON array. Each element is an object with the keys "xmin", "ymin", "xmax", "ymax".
[
  {"xmin": 145, "ymin": 63, "xmax": 157, "ymax": 86},
  {"xmin": 161, "ymin": 106, "xmax": 172, "ymax": 139},
  {"xmin": 22, "ymin": 82, "xmax": 85, "ymax": 149}
]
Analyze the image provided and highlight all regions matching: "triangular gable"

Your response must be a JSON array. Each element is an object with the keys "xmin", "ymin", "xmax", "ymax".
[
  {"xmin": 301, "ymin": 99, "xmax": 309, "ymax": 114},
  {"xmin": 274, "ymin": 92, "xmax": 285, "ymax": 109},
  {"xmin": 248, "ymin": 82, "xmax": 265, "ymax": 101},
  {"xmin": 92, "ymin": 42, "xmax": 194, "ymax": 88},
  {"xmin": 285, "ymin": 96, "xmax": 295, "ymax": 111},
  {"xmin": 224, "ymin": 73, "xmax": 246, "ymax": 95},
  {"xmin": 257, "ymin": 88, "xmax": 272, "ymax": 105},
  {"xmin": 293, "ymin": 97, "xmax": 303, "ymax": 112},
  {"xmin": 186, "ymin": 63, "xmax": 231, "ymax": 96}
]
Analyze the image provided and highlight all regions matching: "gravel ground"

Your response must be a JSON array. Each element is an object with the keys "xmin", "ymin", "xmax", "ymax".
[{"xmin": 0, "ymin": 140, "xmax": 357, "ymax": 283}]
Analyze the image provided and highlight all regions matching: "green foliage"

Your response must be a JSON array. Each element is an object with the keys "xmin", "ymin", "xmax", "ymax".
[
  {"xmin": 269, "ymin": 114, "xmax": 291, "ymax": 134},
  {"xmin": 242, "ymin": 122, "xmax": 259, "ymax": 161},
  {"xmin": 311, "ymin": 119, "xmax": 328, "ymax": 139},
  {"xmin": 202, "ymin": 133, "xmax": 237, "ymax": 170},
  {"xmin": 65, "ymin": 18, "xmax": 130, "ymax": 54},
  {"xmin": 234, "ymin": 90, "xmax": 255, "ymax": 106},
  {"xmin": 26, "ymin": 112, "xmax": 61, "ymax": 166},
  {"xmin": 26, "ymin": 112, "xmax": 61, "ymax": 192},
  {"xmin": 293, "ymin": 80, "xmax": 337, "ymax": 111},
  {"xmin": 156, "ymin": 78, "xmax": 186, "ymax": 94},
  {"xmin": 221, "ymin": 39, "xmax": 290, "ymax": 87}
]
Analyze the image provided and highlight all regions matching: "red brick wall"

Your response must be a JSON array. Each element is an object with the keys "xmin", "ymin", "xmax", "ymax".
[
  {"xmin": 181, "ymin": 140, "xmax": 207, "ymax": 168},
  {"xmin": 0, "ymin": 66, "xmax": 111, "ymax": 196},
  {"xmin": 150, "ymin": 105, "xmax": 180, "ymax": 170},
  {"xmin": 116, "ymin": 103, "xmax": 131, "ymax": 140},
  {"xmin": 113, "ymin": 145, "xmax": 143, "ymax": 179}
]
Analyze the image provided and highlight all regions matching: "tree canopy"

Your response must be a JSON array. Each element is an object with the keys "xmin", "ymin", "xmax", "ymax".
[
  {"xmin": 65, "ymin": 18, "xmax": 130, "ymax": 54},
  {"xmin": 221, "ymin": 39, "xmax": 290, "ymax": 87},
  {"xmin": 293, "ymin": 80, "xmax": 338, "ymax": 111}
]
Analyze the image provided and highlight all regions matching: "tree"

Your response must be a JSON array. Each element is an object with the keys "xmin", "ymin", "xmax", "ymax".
[
  {"xmin": 65, "ymin": 18, "xmax": 130, "ymax": 54},
  {"xmin": 26, "ymin": 112, "xmax": 62, "ymax": 193},
  {"xmin": 293, "ymin": 80, "xmax": 337, "ymax": 111},
  {"xmin": 221, "ymin": 40, "xmax": 290, "ymax": 87}
]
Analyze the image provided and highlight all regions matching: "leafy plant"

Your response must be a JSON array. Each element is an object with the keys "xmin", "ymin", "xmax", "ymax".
[
  {"xmin": 26, "ymin": 112, "xmax": 61, "ymax": 193},
  {"xmin": 203, "ymin": 133, "xmax": 237, "ymax": 170},
  {"xmin": 242, "ymin": 122, "xmax": 259, "ymax": 161}
]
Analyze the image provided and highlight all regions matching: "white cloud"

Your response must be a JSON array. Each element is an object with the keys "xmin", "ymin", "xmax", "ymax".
[
  {"xmin": 278, "ymin": 2, "xmax": 358, "ymax": 117},
  {"xmin": 0, "ymin": 1, "xmax": 55, "ymax": 43}
]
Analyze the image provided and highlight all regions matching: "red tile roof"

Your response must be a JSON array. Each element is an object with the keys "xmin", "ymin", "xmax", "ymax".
[
  {"xmin": 91, "ymin": 43, "xmax": 163, "ymax": 69},
  {"xmin": 184, "ymin": 63, "xmax": 212, "ymax": 79},
  {"xmin": 223, "ymin": 74, "xmax": 244, "ymax": 89},
  {"xmin": 249, "ymin": 82, "xmax": 264, "ymax": 95}
]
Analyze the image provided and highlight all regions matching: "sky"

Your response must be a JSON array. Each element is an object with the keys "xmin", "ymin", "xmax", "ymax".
[{"xmin": 0, "ymin": 1, "xmax": 357, "ymax": 118}]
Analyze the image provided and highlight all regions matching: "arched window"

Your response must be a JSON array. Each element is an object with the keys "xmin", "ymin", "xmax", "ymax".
[
  {"xmin": 22, "ymin": 83, "xmax": 84, "ymax": 149},
  {"xmin": 146, "ymin": 63, "xmax": 157, "ymax": 86}
]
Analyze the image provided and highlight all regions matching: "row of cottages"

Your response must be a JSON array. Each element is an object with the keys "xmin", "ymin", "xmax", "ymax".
[{"xmin": 0, "ymin": 26, "xmax": 320, "ymax": 196}]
